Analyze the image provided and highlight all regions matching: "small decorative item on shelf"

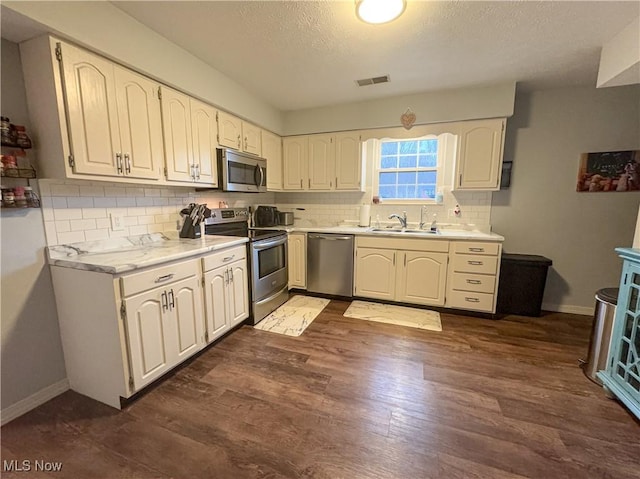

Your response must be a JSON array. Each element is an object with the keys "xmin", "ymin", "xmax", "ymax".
[
  {"xmin": 0, "ymin": 116, "xmax": 13, "ymax": 145},
  {"xmin": 13, "ymin": 125, "xmax": 32, "ymax": 149},
  {"xmin": 13, "ymin": 186, "xmax": 27, "ymax": 208},
  {"xmin": 1, "ymin": 154, "xmax": 17, "ymax": 171},
  {"xmin": 2, "ymin": 186, "xmax": 15, "ymax": 207},
  {"xmin": 23, "ymin": 186, "xmax": 40, "ymax": 207}
]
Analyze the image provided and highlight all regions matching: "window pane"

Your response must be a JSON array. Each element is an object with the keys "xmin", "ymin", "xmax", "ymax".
[
  {"xmin": 419, "ymin": 140, "xmax": 437, "ymax": 154},
  {"xmin": 379, "ymin": 172, "xmax": 397, "ymax": 185},
  {"xmin": 379, "ymin": 185, "xmax": 396, "ymax": 198},
  {"xmin": 381, "ymin": 142, "xmax": 398, "ymax": 155},
  {"xmin": 381, "ymin": 156, "xmax": 397, "ymax": 169},
  {"xmin": 399, "ymin": 155, "xmax": 417, "ymax": 168},
  {"xmin": 417, "ymin": 185, "xmax": 436, "ymax": 199},
  {"xmin": 398, "ymin": 171, "xmax": 416, "ymax": 184},
  {"xmin": 418, "ymin": 171, "xmax": 437, "ymax": 183},
  {"xmin": 418, "ymin": 154, "xmax": 437, "ymax": 168},
  {"xmin": 399, "ymin": 141, "xmax": 418, "ymax": 154}
]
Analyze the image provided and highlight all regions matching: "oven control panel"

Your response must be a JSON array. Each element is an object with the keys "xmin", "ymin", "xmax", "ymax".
[{"xmin": 205, "ymin": 208, "xmax": 249, "ymax": 224}]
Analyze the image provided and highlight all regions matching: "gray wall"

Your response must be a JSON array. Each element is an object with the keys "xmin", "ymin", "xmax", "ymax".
[
  {"xmin": 493, "ymin": 85, "xmax": 640, "ymax": 313},
  {"xmin": 1, "ymin": 38, "xmax": 67, "ymax": 412}
]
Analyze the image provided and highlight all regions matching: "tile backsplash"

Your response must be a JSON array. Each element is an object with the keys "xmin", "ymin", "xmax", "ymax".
[{"xmin": 38, "ymin": 179, "xmax": 491, "ymax": 246}]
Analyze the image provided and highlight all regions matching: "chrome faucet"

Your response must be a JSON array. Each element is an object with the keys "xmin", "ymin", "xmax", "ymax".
[{"xmin": 389, "ymin": 211, "xmax": 407, "ymax": 229}]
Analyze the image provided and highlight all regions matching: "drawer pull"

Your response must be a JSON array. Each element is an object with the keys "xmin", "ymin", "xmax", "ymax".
[
  {"xmin": 155, "ymin": 274, "xmax": 175, "ymax": 283},
  {"xmin": 469, "ymin": 247, "xmax": 484, "ymax": 252},
  {"xmin": 466, "ymin": 279, "xmax": 482, "ymax": 285},
  {"xmin": 468, "ymin": 261, "xmax": 483, "ymax": 266},
  {"xmin": 465, "ymin": 297, "xmax": 480, "ymax": 303},
  {"xmin": 222, "ymin": 255, "xmax": 235, "ymax": 263}
]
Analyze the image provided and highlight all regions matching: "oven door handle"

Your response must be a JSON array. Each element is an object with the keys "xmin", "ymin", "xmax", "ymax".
[{"xmin": 252, "ymin": 236, "xmax": 287, "ymax": 250}]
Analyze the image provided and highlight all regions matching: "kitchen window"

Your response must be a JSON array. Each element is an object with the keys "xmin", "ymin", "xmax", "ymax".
[{"xmin": 370, "ymin": 134, "xmax": 453, "ymax": 203}]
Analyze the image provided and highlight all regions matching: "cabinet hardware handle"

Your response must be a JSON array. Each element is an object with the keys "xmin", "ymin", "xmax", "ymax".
[
  {"xmin": 466, "ymin": 279, "xmax": 481, "ymax": 284},
  {"xmin": 229, "ymin": 267, "xmax": 234, "ymax": 282},
  {"xmin": 224, "ymin": 270, "xmax": 229, "ymax": 284},
  {"xmin": 330, "ymin": 180, "xmax": 332, "ymax": 188},
  {"xmin": 465, "ymin": 297, "xmax": 480, "ymax": 303},
  {"xmin": 335, "ymin": 177, "xmax": 338, "ymax": 188},
  {"xmin": 308, "ymin": 178, "xmax": 310, "ymax": 188},
  {"xmin": 404, "ymin": 254, "xmax": 406, "ymax": 267},
  {"xmin": 155, "ymin": 274, "xmax": 175, "ymax": 283},
  {"xmin": 168, "ymin": 289, "xmax": 175, "ymax": 309},
  {"xmin": 244, "ymin": 137, "xmax": 248, "ymax": 149},
  {"xmin": 468, "ymin": 261, "xmax": 483, "ymax": 265},
  {"xmin": 195, "ymin": 164, "xmax": 200, "ymax": 180},
  {"xmin": 237, "ymin": 134, "xmax": 241, "ymax": 148},
  {"xmin": 393, "ymin": 253, "xmax": 396, "ymax": 266},
  {"xmin": 469, "ymin": 248, "xmax": 484, "ymax": 252},
  {"xmin": 116, "ymin": 152, "xmax": 123, "ymax": 174},
  {"xmin": 161, "ymin": 291, "xmax": 168, "ymax": 311},
  {"xmin": 222, "ymin": 255, "xmax": 235, "ymax": 262},
  {"xmin": 124, "ymin": 153, "xmax": 131, "ymax": 174}
]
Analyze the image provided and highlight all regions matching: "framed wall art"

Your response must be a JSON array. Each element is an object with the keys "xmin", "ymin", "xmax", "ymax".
[{"xmin": 576, "ymin": 150, "xmax": 640, "ymax": 192}]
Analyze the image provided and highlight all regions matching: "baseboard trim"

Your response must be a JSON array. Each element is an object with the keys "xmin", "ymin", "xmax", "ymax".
[
  {"xmin": 542, "ymin": 303, "xmax": 594, "ymax": 316},
  {"xmin": 1, "ymin": 378, "xmax": 69, "ymax": 426}
]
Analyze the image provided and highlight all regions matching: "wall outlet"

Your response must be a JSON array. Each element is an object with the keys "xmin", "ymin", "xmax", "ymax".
[{"xmin": 110, "ymin": 213, "xmax": 125, "ymax": 231}]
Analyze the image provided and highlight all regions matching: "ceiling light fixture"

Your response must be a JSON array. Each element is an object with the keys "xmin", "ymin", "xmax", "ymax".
[{"xmin": 355, "ymin": 0, "xmax": 407, "ymax": 24}]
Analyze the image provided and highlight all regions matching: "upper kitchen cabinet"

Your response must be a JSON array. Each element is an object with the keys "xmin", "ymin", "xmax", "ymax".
[
  {"xmin": 454, "ymin": 118, "xmax": 506, "ymax": 190},
  {"xmin": 61, "ymin": 42, "xmax": 164, "ymax": 181},
  {"xmin": 160, "ymin": 87, "xmax": 218, "ymax": 186},
  {"xmin": 282, "ymin": 132, "xmax": 363, "ymax": 192},
  {"xmin": 283, "ymin": 136, "xmax": 308, "ymax": 190},
  {"xmin": 335, "ymin": 132, "xmax": 363, "ymax": 190},
  {"xmin": 262, "ymin": 130, "xmax": 283, "ymax": 191},
  {"xmin": 217, "ymin": 111, "xmax": 262, "ymax": 157}
]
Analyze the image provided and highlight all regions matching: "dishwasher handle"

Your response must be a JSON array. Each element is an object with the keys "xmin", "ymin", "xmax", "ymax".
[{"xmin": 308, "ymin": 234, "xmax": 353, "ymax": 241}]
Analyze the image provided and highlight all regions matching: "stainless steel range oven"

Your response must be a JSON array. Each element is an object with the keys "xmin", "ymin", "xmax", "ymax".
[{"xmin": 204, "ymin": 208, "xmax": 288, "ymax": 324}]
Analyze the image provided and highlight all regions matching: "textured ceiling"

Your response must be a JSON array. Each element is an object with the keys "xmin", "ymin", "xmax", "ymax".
[{"xmin": 109, "ymin": 2, "xmax": 639, "ymax": 110}]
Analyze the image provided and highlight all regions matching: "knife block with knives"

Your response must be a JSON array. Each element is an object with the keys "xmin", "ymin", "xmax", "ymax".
[{"xmin": 179, "ymin": 203, "xmax": 210, "ymax": 239}]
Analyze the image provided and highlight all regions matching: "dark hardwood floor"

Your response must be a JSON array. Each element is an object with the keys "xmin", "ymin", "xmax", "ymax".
[{"xmin": 2, "ymin": 300, "xmax": 639, "ymax": 478}]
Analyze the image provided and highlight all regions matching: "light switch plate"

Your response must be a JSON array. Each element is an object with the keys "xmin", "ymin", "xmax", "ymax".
[{"xmin": 110, "ymin": 213, "xmax": 125, "ymax": 231}]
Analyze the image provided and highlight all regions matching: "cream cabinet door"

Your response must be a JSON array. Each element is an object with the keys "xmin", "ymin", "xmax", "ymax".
[
  {"xmin": 335, "ymin": 132, "xmax": 362, "ymax": 190},
  {"xmin": 283, "ymin": 137, "xmax": 308, "ymax": 190},
  {"xmin": 354, "ymin": 248, "xmax": 396, "ymax": 300},
  {"xmin": 242, "ymin": 121, "xmax": 262, "ymax": 156},
  {"xmin": 262, "ymin": 130, "xmax": 283, "ymax": 190},
  {"xmin": 217, "ymin": 110, "xmax": 242, "ymax": 150},
  {"xmin": 61, "ymin": 43, "xmax": 121, "ymax": 177},
  {"xmin": 455, "ymin": 118, "xmax": 505, "ymax": 190},
  {"xmin": 288, "ymin": 233, "xmax": 307, "ymax": 289},
  {"xmin": 308, "ymin": 134, "xmax": 335, "ymax": 190},
  {"xmin": 114, "ymin": 66, "xmax": 163, "ymax": 180},
  {"xmin": 204, "ymin": 266, "xmax": 230, "ymax": 343},
  {"xmin": 190, "ymin": 98, "xmax": 218, "ymax": 186},
  {"xmin": 123, "ymin": 288, "xmax": 173, "ymax": 390},
  {"xmin": 396, "ymin": 251, "xmax": 448, "ymax": 306},
  {"xmin": 169, "ymin": 276, "xmax": 205, "ymax": 361},
  {"xmin": 160, "ymin": 87, "xmax": 194, "ymax": 182},
  {"xmin": 228, "ymin": 259, "xmax": 249, "ymax": 326}
]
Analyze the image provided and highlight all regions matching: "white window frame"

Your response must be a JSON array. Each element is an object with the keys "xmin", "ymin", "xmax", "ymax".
[{"xmin": 371, "ymin": 133, "xmax": 452, "ymax": 205}]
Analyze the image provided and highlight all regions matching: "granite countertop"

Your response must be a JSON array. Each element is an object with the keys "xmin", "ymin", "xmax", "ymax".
[
  {"xmin": 253, "ymin": 225, "xmax": 504, "ymax": 242},
  {"xmin": 47, "ymin": 232, "xmax": 248, "ymax": 274}
]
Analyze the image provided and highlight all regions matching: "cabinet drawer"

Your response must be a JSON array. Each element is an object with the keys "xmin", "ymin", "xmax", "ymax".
[
  {"xmin": 450, "ymin": 272, "xmax": 496, "ymax": 294},
  {"xmin": 121, "ymin": 259, "xmax": 198, "ymax": 297},
  {"xmin": 453, "ymin": 241, "xmax": 499, "ymax": 256},
  {"xmin": 447, "ymin": 290, "xmax": 494, "ymax": 312},
  {"xmin": 202, "ymin": 245, "xmax": 246, "ymax": 272},
  {"xmin": 451, "ymin": 254, "xmax": 498, "ymax": 275}
]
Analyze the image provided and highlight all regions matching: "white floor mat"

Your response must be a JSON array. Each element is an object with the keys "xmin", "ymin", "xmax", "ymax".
[
  {"xmin": 253, "ymin": 295, "xmax": 330, "ymax": 336},
  {"xmin": 343, "ymin": 300, "xmax": 442, "ymax": 332}
]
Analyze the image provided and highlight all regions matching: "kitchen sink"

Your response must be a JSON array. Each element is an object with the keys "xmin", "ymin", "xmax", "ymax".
[{"xmin": 369, "ymin": 228, "xmax": 439, "ymax": 235}]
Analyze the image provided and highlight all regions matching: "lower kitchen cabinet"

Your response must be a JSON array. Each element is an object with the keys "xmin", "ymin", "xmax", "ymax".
[
  {"xmin": 202, "ymin": 245, "xmax": 249, "ymax": 343},
  {"xmin": 288, "ymin": 233, "xmax": 307, "ymax": 289},
  {"xmin": 124, "ymin": 274, "xmax": 204, "ymax": 390},
  {"xmin": 354, "ymin": 237, "xmax": 449, "ymax": 306}
]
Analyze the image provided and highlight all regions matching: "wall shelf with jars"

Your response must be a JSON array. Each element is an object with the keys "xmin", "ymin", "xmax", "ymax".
[{"xmin": 1, "ymin": 116, "xmax": 40, "ymax": 209}]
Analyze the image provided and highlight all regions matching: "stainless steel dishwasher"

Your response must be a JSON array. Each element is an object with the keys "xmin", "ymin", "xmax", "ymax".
[{"xmin": 307, "ymin": 233, "xmax": 354, "ymax": 297}]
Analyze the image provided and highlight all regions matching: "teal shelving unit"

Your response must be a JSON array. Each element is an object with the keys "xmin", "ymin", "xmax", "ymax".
[{"xmin": 597, "ymin": 248, "xmax": 640, "ymax": 419}]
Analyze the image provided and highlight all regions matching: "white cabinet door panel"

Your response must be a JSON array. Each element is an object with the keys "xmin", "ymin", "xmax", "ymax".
[
  {"xmin": 355, "ymin": 248, "xmax": 396, "ymax": 300},
  {"xmin": 228, "ymin": 260, "xmax": 249, "ymax": 326},
  {"xmin": 396, "ymin": 252, "xmax": 448, "ymax": 306},
  {"xmin": 217, "ymin": 111, "xmax": 242, "ymax": 150},
  {"xmin": 170, "ymin": 277, "xmax": 204, "ymax": 360},
  {"xmin": 335, "ymin": 132, "xmax": 362, "ymax": 190},
  {"xmin": 204, "ymin": 267, "xmax": 230, "ymax": 342},
  {"xmin": 190, "ymin": 99, "xmax": 218, "ymax": 185},
  {"xmin": 283, "ymin": 137, "xmax": 308, "ymax": 190},
  {"xmin": 160, "ymin": 87, "xmax": 193, "ymax": 182},
  {"xmin": 308, "ymin": 134, "xmax": 335, "ymax": 190}
]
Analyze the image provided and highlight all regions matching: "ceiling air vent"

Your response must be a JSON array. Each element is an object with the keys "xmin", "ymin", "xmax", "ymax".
[{"xmin": 355, "ymin": 75, "xmax": 390, "ymax": 87}]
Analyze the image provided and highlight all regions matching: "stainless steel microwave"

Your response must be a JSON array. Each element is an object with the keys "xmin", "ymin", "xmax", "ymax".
[{"xmin": 217, "ymin": 148, "xmax": 267, "ymax": 193}]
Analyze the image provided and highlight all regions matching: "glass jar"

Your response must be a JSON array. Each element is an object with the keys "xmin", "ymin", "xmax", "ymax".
[
  {"xmin": 23, "ymin": 186, "xmax": 39, "ymax": 207},
  {"xmin": 13, "ymin": 186, "xmax": 27, "ymax": 207},
  {"xmin": 2, "ymin": 187, "xmax": 15, "ymax": 207},
  {"xmin": 13, "ymin": 125, "xmax": 32, "ymax": 149}
]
